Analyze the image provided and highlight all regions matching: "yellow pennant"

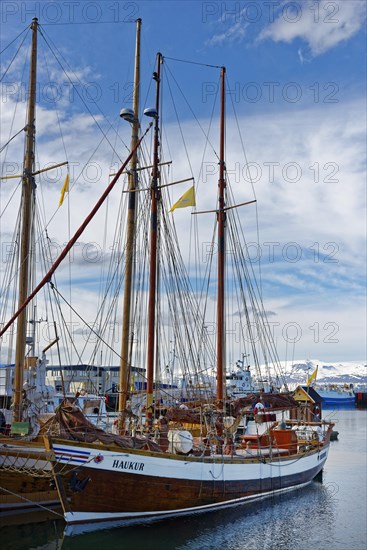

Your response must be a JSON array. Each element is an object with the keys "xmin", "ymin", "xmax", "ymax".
[
  {"xmin": 169, "ymin": 186, "xmax": 196, "ymax": 213},
  {"xmin": 58, "ymin": 174, "xmax": 69, "ymax": 207},
  {"xmin": 307, "ymin": 366, "xmax": 318, "ymax": 386}
]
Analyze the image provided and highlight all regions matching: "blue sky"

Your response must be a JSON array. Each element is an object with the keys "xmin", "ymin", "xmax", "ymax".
[{"xmin": 0, "ymin": 1, "xmax": 366, "ymax": 364}]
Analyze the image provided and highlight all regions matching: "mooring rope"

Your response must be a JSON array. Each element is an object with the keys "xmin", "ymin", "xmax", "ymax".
[{"xmin": 0, "ymin": 486, "xmax": 63, "ymax": 517}]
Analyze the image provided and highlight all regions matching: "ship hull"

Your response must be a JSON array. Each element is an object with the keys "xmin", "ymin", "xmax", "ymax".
[
  {"xmin": 322, "ymin": 398, "xmax": 354, "ymax": 406},
  {"xmin": 317, "ymin": 390, "xmax": 355, "ymax": 405},
  {"xmin": 49, "ymin": 439, "xmax": 329, "ymax": 524},
  {"xmin": 0, "ymin": 441, "xmax": 59, "ymax": 510}
]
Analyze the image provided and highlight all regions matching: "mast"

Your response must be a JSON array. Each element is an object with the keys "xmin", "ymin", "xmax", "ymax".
[
  {"xmin": 118, "ymin": 18, "xmax": 142, "ymax": 425},
  {"xmin": 216, "ymin": 66, "xmax": 226, "ymax": 402},
  {"xmin": 13, "ymin": 18, "xmax": 38, "ymax": 423},
  {"xmin": 146, "ymin": 52, "xmax": 162, "ymax": 427}
]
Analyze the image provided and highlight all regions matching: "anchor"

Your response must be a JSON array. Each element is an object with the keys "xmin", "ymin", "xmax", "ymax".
[{"xmin": 68, "ymin": 471, "xmax": 90, "ymax": 492}]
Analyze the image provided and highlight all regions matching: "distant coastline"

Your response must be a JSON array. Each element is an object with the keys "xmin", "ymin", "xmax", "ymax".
[{"xmin": 275, "ymin": 360, "xmax": 367, "ymax": 386}]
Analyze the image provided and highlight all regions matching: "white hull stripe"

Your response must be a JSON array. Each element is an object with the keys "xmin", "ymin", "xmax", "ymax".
[
  {"xmin": 55, "ymin": 445, "xmax": 329, "ymax": 481},
  {"xmin": 65, "ymin": 480, "xmax": 312, "ymax": 526}
]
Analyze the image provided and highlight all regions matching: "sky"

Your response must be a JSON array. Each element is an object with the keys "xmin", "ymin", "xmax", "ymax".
[{"xmin": 0, "ymin": 0, "xmax": 366, "ymax": 366}]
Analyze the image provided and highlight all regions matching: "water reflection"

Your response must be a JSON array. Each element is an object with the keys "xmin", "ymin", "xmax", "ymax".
[
  {"xmin": 58, "ymin": 483, "xmax": 337, "ymax": 550},
  {"xmin": 0, "ymin": 507, "xmax": 64, "ymax": 550}
]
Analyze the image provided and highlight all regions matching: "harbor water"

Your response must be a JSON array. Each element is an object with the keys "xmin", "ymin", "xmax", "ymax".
[{"xmin": 1, "ymin": 408, "xmax": 366, "ymax": 550}]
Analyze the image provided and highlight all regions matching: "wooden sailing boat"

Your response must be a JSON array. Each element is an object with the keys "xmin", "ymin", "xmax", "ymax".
[
  {"xmin": 0, "ymin": 18, "xmax": 60, "ymax": 511},
  {"xmin": 42, "ymin": 54, "xmax": 335, "ymax": 526},
  {"xmin": 0, "ymin": 17, "xmax": 146, "ymax": 511}
]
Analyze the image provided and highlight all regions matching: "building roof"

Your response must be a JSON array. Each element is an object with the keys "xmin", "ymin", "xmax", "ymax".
[{"xmin": 295, "ymin": 385, "xmax": 324, "ymax": 403}]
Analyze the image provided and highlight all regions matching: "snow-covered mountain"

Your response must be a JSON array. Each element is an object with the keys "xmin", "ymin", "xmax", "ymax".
[{"xmin": 279, "ymin": 360, "xmax": 367, "ymax": 386}]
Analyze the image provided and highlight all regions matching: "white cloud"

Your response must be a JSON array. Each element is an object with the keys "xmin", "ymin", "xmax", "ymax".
[
  {"xmin": 1, "ymin": 74, "xmax": 365, "ymax": 364},
  {"xmin": 206, "ymin": 20, "xmax": 248, "ymax": 47},
  {"xmin": 259, "ymin": 0, "xmax": 366, "ymax": 56}
]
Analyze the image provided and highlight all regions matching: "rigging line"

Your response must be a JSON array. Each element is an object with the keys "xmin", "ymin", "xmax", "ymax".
[
  {"xmin": 50, "ymin": 283, "xmax": 122, "ymax": 361},
  {"xmin": 225, "ymin": 178, "xmax": 282, "ymax": 371},
  {"xmin": 163, "ymin": 207, "xmax": 214, "ymax": 363},
  {"xmin": 164, "ymin": 61, "xmax": 219, "ymax": 161},
  {"xmin": 0, "ymin": 204, "xmax": 20, "ymax": 284},
  {"xmin": 96, "ymin": 116, "xmax": 129, "ymax": 328},
  {"xmin": 0, "ymin": 28, "xmax": 30, "ymax": 84},
  {"xmin": 0, "ymin": 126, "xmax": 26, "ymax": 153},
  {"xmin": 1, "ymin": 36, "xmax": 29, "ymax": 181},
  {"xmin": 36, "ymin": 222, "xmax": 70, "ymax": 365},
  {"xmin": 0, "ymin": 124, "xmax": 152, "ymax": 339},
  {"xmin": 37, "ymin": 25, "xmax": 128, "ymax": 161},
  {"xmin": 0, "ymin": 212, "xmax": 20, "ymax": 329},
  {"xmin": 163, "ymin": 56, "xmax": 222, "ymax": 70},
  {"xmin": 49, "ymin": 283, "xmax": 92, "ymax": 365},
  {"xmin": 0, "ymin": 179, "xmax": 21, "ymax": 219},
  {"xmin": 41, "ymin": 44, "xmax": 68, "ymax": 162},
  {"xmin": 163, "ymin": 69, "xmax": 194, "ymax": 181},
  {"xmin": 31, "ymin": 121, "xmax": 130, "ymax": 262},
  {"xmin": 41, "ymin": 20, "xmax": 136, "ymax": 26},
  {"xmin": 227, "ymin": 206, "xmax": 283, "ymax": 377},
  {"xmin": 83, "ymin": 189, "xmax": 134, "ymax": 364},
  {"xmin": 227, "ymin": 216, "xmax": 262, "ymax": 371},
  {"xmin": 0, "ymin": 486, "xmax": 63, "ymax": 517},
  {"xmin": 229, "ymin": 88, "xmax": 263, "ymax": 297},
  {"xmin": 2, "ymin": 184, "xmax": 37, "ymax": 320},
  {"xmin": 0, "ymin": 24, "xmax": 29, "ymax": 55},
  {"xmin": 85, "ymin": 263, "xmax": 125, "ymax": 364}
]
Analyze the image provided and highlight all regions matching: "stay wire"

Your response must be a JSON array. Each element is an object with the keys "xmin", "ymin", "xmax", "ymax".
[
  {"xmin": 0, "ymin": 126, "xmax": 26, "ymax": 153},
  {"xmin": 164, "ymin": 60, "xmax": 219, "ymax": 161},
  {"xmin": 48, "ymin": 270, "xmax": 129, "ymax": 363},
  {"xmin": 38, "ymin": 31, "xmax": 73, "ymax": 358},
  {"xmin": 41, "ymin": 20, "xmax": 136, "ymax": 26},
  {"xmin": 163, "ymin": 56, "xmax": 222, "ymax": 70},
  {"xmin": 37, "ymin": 24, "xmax": 128, "ymax": 162},
  {"xmin": 0, "ymin": 24, "xmax": 29, "ymax": 56},
  {"xmin": 49, "ymin": 283, "xmax": 113, "ymax": 363},
  {"xmin": 228, "ymin": 80, "xmax": 263, "ymax": 296},
  {"xmin": 0, "ymin": 30, "xmax": 30, "ymax": 84}
]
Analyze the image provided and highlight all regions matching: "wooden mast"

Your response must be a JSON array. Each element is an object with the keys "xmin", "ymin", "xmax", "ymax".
[
  {"xmin": 146, "ymin": 52, "xmax": 162, "ymax": 427},
  {"xmin": 118, "ymin": 18, "xmax": 142, "ymax": 427},
  {"xmin": 13, "ymin": 18, "xmax": 38, "ymax": 423},
  {"xmin": 216, "ymin": 66, "xmax": 226, "ymax": 402}
]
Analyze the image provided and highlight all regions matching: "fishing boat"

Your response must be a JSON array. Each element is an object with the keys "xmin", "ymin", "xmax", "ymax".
[
  {"xmin": 38, "ymin": 49, "xmax": 335, "ymax": 525},
  {"xmin": 226, "ymin": 360, "xmax": 256, "ymax": 399},
  {"xmin": 305, "ymin": 367, "xmax": 354, "ymax": 406},
  {"xmin": 316, "ymin": 386, "xmax": 355, "ymax": 406}
]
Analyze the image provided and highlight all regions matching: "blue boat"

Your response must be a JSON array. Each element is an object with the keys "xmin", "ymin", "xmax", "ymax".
[{"xmin": 316, "ymin": 387, "xmax": 355, "ymax": 406}]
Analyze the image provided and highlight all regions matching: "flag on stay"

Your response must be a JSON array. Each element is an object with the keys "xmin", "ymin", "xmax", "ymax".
[
  {"xmin": 58, "ymin": 174, "xmax": 69, "ymax": 207},
  {"xmin": 169, "ymin": 186, "xmax": 196, "ymax": 213},
  {"xmin": 307, "ymin": 366, "xmax": 318, "ymax": 386}
]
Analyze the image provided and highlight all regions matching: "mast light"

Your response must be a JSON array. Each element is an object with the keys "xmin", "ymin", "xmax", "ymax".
[
  {"xmin": 143, "ymin": 107, "xmax": 158, "ymax": 119},
  {"xmin": 119, "ymin": 108, "xmax": 136, "ymax": 123}
]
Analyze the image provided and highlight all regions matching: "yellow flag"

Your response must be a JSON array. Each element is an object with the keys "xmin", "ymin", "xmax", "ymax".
[
  {"xmin": 58, "ymin": 174, "xmax": 69, "ymax": 207},
  {"xmin": 169, "ymin": 186, "xmax": 196, "ymax": 213},
  {"xmin": 307, "ymin": 366, "xmax": 318, "ymax": 386}
]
